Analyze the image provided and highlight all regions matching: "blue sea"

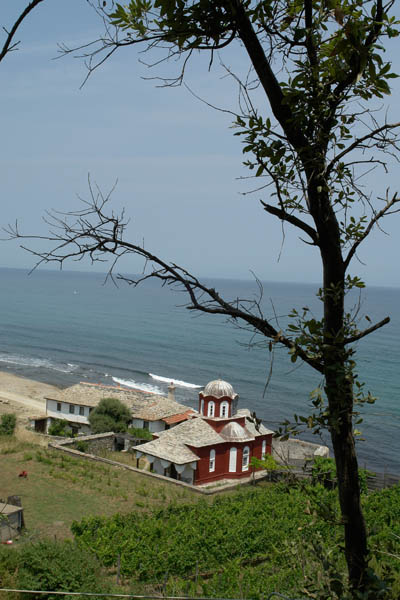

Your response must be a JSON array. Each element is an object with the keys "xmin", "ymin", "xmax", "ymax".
[{"xmin": 0, "ymin": 267, "xmax": 398, "ymax": 472}]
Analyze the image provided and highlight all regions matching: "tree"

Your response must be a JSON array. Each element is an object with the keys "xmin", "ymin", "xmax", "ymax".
[
  {"xmin": 0, "ymin": 1, "xmax": 45, "ymax": 65},
  {"xmin": 7, "ymin": 0, "xmax": 400, "ymax": 594},
  {"xmin": 89, "ymin": 397, "xmax": 132, "ymax": 433}
]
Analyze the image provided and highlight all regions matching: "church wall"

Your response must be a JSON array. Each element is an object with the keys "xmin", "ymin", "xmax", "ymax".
[{"xmin": 190, "ymin": 434, "xmax": 272, "ymax": 485}]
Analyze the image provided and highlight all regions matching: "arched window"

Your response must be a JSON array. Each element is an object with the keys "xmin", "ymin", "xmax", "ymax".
[
  {"xmin": 200, "ymin": 399, "xmax": 204, "ymax": 415},
  {"xmin": 229, "ymin": 447, "xmax": 237, "ymax": 472},
  {"xmin": 207, "ymin": 400, "xmax": 215, "ymax": 417},
  {"xmin": 209, "ymin": 449, "xmax": 216, "ymax": 472},
  {"xmin": 220, "ymin": 401, "xmax": 229, "ymax": 418},
  {"xmin": 242, "ymin": 446, "xmax": 250, "ymax": 471},
  {"xmin": 262, "ymin": 439, "xmax": 267, "ymax": 458}
]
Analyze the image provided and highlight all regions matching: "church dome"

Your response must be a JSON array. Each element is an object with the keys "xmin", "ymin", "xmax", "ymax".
[
  {"xmin": 202, "ymin": 379, "xmax": 237, "ymax": 399},
  {"xmin": 220, "ymin": 421, "xmax": 252, "ymax": 441}
]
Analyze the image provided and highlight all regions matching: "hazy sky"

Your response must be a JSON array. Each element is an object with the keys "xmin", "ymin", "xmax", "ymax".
[{"xmin": 1, "ymin": 0, "xmax": 399, "ymax": 286}]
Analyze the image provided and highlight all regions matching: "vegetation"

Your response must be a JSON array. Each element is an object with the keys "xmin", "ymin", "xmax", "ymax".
[
  {"xmin": 0, "ymin": 539, "xmax": 107, "ymax": 600},
  {"xmin": 0, "ymin": 439, "xmax": 195, "ymax": 540},
  {"xmin": 89, "ymin": 397, "xmax": 131, "ymax": 434},
  {"xmin": 128, "ymin": 426, "xmax": 153, "ymax": 441},
  {"xmin": 0, "ymin": 413, "xmax": 16, "ymax": 436},
  {"xmin": 70, "ymin": 482, "xmax": 400, "ymax": 599},
  {"xmin": 48, "ymin": 419, "xmax": 72, "ymax": 437}
]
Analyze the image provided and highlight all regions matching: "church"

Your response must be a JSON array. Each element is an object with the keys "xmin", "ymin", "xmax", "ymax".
[{"xmin": 135, "ymin": 379, "xmax": 273, "ymax": 485}]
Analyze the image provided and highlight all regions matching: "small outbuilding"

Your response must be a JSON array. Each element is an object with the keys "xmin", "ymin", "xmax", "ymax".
[{"xmin": 0, "ymin": 501, "xmax": 24, "ymax": 542}]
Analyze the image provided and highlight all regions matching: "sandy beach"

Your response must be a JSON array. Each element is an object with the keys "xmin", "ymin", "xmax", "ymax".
[{"xmin": 0, "ymin": 371, "xmax": 60, "ymax": 422}]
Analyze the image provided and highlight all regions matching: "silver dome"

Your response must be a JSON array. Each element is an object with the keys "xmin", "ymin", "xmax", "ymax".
[
  {"xmin": 220, "ymin": 421, "xmax": 252, "ymax": 441},
  {"xmin": 201, "ymin": 379, "xmax": 237, "ymax": 399}
]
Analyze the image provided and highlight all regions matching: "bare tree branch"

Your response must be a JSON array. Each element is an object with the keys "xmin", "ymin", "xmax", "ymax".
[
  {"xmin": 344, "ymin": 191, "xmax": 400, "ymax": 270},
  {"xmin": 0, "ymin": 0, "xmax": 45, "ymax": 64},
  {"xmin": 261, "ymin": 200, "xmax": 319, "ymax": 245},
  {"xmin": 344, "ymin": 316, "xmax": 390, "ymax": 345}
]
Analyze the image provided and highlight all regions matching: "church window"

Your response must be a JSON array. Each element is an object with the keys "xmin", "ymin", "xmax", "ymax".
[
  {"xmin": 207, "ymin": 401, "xmax": 215, "ymax": 417},
  {"xmin": 220, "ymin": 401, "xmax": 229, "ymax": 418},
  {"xmin": 242, "ymin": 446, "xmax": 250, "ymax": 471},
  {"xmin": 229, "ymin": 447, "xmax": 237, "ymax": 472},
  {"xmin": 200, "ymin": 399, "xmax": 204, "ymax": 415},
  {"xmin": 209, "ymin": 449, "xmax": 216, "ymax": 472},
  {"xmin": 262, "ymin": 439, "xmax": 267, "ymax": 458}
]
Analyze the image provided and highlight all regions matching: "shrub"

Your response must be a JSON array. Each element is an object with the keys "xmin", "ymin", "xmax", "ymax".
[
  {"xmin": 75, "ymin": 440, "xmax": 89, "ymax": 453},
  {"xmin": 0, "ymin": 413, "xmax": 16, "ymax": 436},
  {"xmin": 0, "ymin": 539, "xmax": 108, "ymax": 600},
  {"xmin": 48, "ymin": 419, "xmax": 72, "ymax": 437},
  {"xmin": 128, "ymin": 426, "xmax": 153, "ymax": 441},
  {"xmin": 89, "ymin": 397, "xmax": 131, "ymax": 433}
]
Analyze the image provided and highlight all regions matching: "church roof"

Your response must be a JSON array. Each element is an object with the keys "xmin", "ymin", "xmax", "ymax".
[
  {"xmin": 201, "ymin": 379, "xmax": 237, "ymax": 399},
  {"xmin": 134, "ymin": 413, "xmax": 273, "ymax": 465},
  {"xmin": 219, "ymin": 421, "xmax": 254, "ymax": 442}
]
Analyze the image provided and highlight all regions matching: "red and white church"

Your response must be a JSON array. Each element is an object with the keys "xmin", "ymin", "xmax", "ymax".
[{"xmin": 135, "ymin": 379, "xmax": 273, "ymax": 486}]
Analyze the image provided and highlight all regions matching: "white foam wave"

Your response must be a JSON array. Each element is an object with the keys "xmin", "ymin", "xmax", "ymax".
[
  {"xmin": 0, "ymin": 353, "xmax": 78, "ymax": 374},
  {"xmin": 149, "ymin": 373, "xmax": 202, "ymax": 389},
  {"xmin": 112, "ymin": 376, "xmax": 164, "ymax": 395}
]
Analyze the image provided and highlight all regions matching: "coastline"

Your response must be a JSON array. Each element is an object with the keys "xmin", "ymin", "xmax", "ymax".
[{"xmin": 0, "ymin": 371, "xmax": 60, "ymax": 421}]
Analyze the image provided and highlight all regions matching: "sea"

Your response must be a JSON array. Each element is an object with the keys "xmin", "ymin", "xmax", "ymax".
[{"xmin": 0, "ymin": 267, "xmax": 398, "ymax": 473}]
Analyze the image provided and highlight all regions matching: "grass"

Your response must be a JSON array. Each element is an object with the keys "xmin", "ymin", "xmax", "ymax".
[{"xmin": 0, "ymin": 434, "xmax": 200, "ymax": 541}]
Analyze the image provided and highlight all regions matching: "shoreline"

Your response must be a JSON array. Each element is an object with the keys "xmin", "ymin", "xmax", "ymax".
[{"xmin": 0, "ymin": 370, "xmax": 61, "ymax": 421}]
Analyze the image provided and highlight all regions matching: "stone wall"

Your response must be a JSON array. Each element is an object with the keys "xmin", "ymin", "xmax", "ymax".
[{"xmin": 54, "ymin": 432, "xmax": 115, "ymax": 454}]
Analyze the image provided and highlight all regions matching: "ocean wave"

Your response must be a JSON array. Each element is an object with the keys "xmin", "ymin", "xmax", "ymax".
[
  {"xmin": 149, "ymin": 373, "xmax": 202, "ymax": 389},
  {"xmin": 0, "ymin": 353, "xmax": 79, "ymax": 374},
  {"xmin": 112, "ymin": 376, "xmax": 164, "ymax": 395}
]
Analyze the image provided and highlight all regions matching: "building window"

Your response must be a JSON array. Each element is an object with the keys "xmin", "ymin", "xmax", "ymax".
[
  {"xmin": 207, "ymin": 401, "xmax": 215, "ymax": 417},
  {"xmin": 262, "ymin": 439, "xmax": 267, "ymax": 458},
  {"xmin": 209, "ymin": 449, "xmax": 216, "ymax": 473},
  {"xmin": 79, "ymin": 406, "xmax": 85, "ymax": 416},
  {"xmin": 200, "ymin": 399, "xmax": 204, "ymax": 415},
  {"xmin": 242, "ymin": 446, "xmax": 250, "ymax": 471},
  {"xmin": 57, "ymin": 402, "xmax": 61, "ymax": 412},
  {"xmin": 143, "ymin": 421, "xmax": 149, "ymax": 430},
  {"xmin": 229, "ymin": 447, "xmax": 237, "ymax": 472},
  {"xmin": 220, "ymin": 401, "xmax": 229, "ymax": 418},
  {"xmin": 69, "ymin": 404, "xmax": 75, "ymax": 414}
]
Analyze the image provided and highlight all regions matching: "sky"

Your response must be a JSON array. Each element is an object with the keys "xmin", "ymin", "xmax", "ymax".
[{"xmin": 1, "ymin": 0, "xmax": 400, "ymax": 287}]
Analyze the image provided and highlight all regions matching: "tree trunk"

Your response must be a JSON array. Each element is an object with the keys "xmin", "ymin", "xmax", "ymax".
[{"xmin": 321, "ymin": 236, "xmax": 369, "ymax": 590}]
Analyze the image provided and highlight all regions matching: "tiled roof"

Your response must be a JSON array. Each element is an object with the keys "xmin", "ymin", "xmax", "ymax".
[
  {"xmin": 135, "ymin": 413, "xmax": 273, "ymax": 465},
  {"xmin": 162, "ymin": 409, "xmax": 195, "ymax": 425},
  {"xmin": 46, "ymin": 382, "xmax": 191, "ymax": 420}
]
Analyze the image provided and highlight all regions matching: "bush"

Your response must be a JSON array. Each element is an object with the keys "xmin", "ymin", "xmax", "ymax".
[
  {"xmin": 89, "ymin": 397, "xmax": 131, "ymax": 434},
  {"xmin": 0, "ymin": 413, "xmax": 16, "ymax": 436},
  {"xmin": 127, "ymin": 426, "xmax": 153, "ymax": 441},
  {"xmin": 75, "ymin": 440, "xmax": 89, "ymax": 453},
  {"xmin": 48, "ymin": 419, "xmax": 72, "ymax": 437},
  {"xmin": 0, "ymin": 539, "xmax": 108, "ymax": 600}
]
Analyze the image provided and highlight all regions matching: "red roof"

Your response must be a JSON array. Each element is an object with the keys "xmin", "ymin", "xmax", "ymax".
[{"xmin": 162, "ymin": 410, "xmax": 194, "ymax": 425}]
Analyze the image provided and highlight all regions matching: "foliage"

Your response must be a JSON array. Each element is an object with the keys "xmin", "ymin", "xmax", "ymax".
[
  {"xmin": 0, "ymin": 413, "xmax": 16, "ymax": 436},
  {"xmin": 312, "ymin": 456, "xmax": 372, "ymax": 494},
  {"xmin": 70, "ymin": 482, "xmax": 400, "ymax": 598},
  {"xmin": 48, "ymin": 419, "xmax": 72, "ymax": 437},
  {"xmin": 74, "ymin": 440, "xmax": 89, "ymax": 453},
  {"xmin": 127, "ymin": 426, "xmax": 153, "ymax": 440},
  {"xmin": 89, "ymin": 397, "xmax": 131, "ymax": 434},
  {"xmin": 250, "ymin": 453, "xmax": 281, "ymax": 471},
  {"xmin": 0, "ymin": 539, "xmax": 107, "ymax": 600}
]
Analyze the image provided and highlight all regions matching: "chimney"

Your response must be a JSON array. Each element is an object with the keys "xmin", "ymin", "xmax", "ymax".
[{"xmin": 168, "ymin": 382, "xmax": 176, "ymax": 401}]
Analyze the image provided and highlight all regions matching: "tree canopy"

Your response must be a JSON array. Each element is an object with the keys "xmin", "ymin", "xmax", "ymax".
[{"xmin": 89, "ymin": 397, "xmax": 132, "ymax": 433}]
